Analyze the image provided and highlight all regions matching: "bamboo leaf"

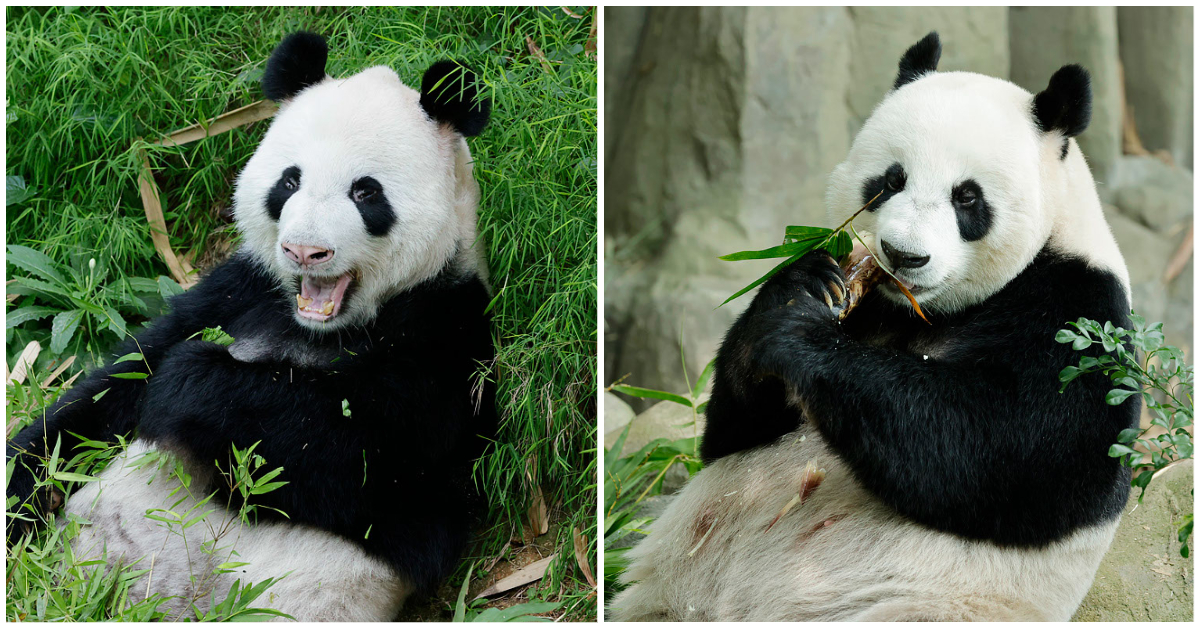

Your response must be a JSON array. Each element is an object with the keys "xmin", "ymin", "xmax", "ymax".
[
  {"xmin": 719, "ymin": 252, "xmax": 804, "ymax": 307},
  {"xmin": 718, "ymin": 239, "xmax": 818, "ymax": 262},
  {"xmin": 610, "ymin": 384, "xmax": 692, "ymax": 407}
]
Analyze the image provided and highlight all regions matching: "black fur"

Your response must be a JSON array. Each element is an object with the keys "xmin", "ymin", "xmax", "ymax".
[
  {"xmin": 951, "ymin": 179, "xmax": 992, "ymax": 242},
  {"xmin": 895, "ymin": 32, "xmax": 942, "ymax": 90},
  {"xmin": 701, "ymin": 246, "xmax": 1137, "ymax": 547},
  {"xmin": 262, "ymin": 31, "xmax": 328, "ymax": 101},
  {"xmin": 861, "ymin": 162, "xmax": 906, "ymax": 210},
  {"xmin": 419, "ymin": 60, "xmax": 491, "ymax": 137},
  {"xmin": 266, "ymin": 166, "xmax": 301, "ymax": 221},
  {"xmin": 349, "ymin": 176, "xmax": 397, "ymax": 237},
  {"xmin": 6, "ymin": 254, "xmax": 497, "ymax": 593},
  {"xmin": 1032, "ymin": 64, "xmax": 1092, "ymax": 146}
]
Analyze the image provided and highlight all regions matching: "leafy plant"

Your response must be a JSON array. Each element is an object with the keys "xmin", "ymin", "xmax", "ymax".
[
  {"xmin": 603, "ymin": 355, "xmax": 711, "ymax": 604},
  {"xmin": 6, "ymin": 244, "xmax": 182, "ymax": 364},
  {"xmin": 1057, "ymin": 313, "xmax": 1194, "ymax": 556}
]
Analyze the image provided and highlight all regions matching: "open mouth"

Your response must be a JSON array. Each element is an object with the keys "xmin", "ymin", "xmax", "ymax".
[{"xmin": 295, "ymin": 273, "xmax": 353, "ymax": 322}]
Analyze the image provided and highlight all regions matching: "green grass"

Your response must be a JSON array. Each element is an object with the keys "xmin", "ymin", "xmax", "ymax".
[{"xmin": 6, "ymin": 6, "xmax": 596, "ymax": 621}]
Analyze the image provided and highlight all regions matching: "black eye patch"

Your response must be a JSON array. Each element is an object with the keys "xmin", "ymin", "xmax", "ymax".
[
  {"xmin": 266, "ymin": 166, "xmax": 301, "ymax": 221},
  {"xmin": 349, "ymin": 176, "xmax": 396, "ymax": 237},
  {"xmin": 860, "ymin": 162, "xmax": 906, "ymax": 211},
  {"xmin": 951, "ymin": 179, "xmax": 992, "ymax": 242}
]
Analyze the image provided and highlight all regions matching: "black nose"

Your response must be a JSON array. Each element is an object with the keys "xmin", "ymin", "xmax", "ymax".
[{"xmin": 880, "ymin": 240, "xmax": 930, "ymax": 269}]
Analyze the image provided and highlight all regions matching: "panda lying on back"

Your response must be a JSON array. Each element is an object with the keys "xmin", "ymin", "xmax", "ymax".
[
  {"xmin": 7, "ymin": 32, "xmax": 496, "ymax": 620},
  {"xmin": 613, "ymin": 32, "xmax": 1138, "ymax": 621}
]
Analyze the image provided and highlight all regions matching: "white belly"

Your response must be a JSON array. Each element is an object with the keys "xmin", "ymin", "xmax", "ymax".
[
  {"xmin": 63, "ymin": 442, "xmax": 410, "ymax": 621},
  {"xmin": 612, "ymin": 423, "xmax": 1118, "ymax": 621}
]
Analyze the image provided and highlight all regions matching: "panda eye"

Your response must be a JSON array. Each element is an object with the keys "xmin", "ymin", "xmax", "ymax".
[
  {"xmin": 352, "ymin": 186, "xmax": 376, "ymax": 203},
  {"xmin": 284, "ymin": 174, "xmax": 299, "ymax": 191},
  {"xmin": 885, "ymin": 164, "xmax": 906, "ymax": 192},
  {"xmin": 350, "ymin": 177, "xmax": 386, "ymax": 205},
  {"xmin": 953, "ymin": 183, "xmax": 979, "ymax": 209}
]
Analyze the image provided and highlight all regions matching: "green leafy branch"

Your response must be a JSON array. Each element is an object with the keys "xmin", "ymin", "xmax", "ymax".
[{"xmin": 1057, "ymin": 313, "xmax": 1193, "ymax": 556}]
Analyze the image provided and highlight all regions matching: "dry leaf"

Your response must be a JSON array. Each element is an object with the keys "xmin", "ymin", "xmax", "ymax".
[
  {"xmin": 585, "ymin": 11, "xmax": 597, "ymax": 58},
  {"xmin": 40, "ymin": 355, "xmax": 76, "ymax": 389},
  {"xmin": 483, "ymin": 541, "xmax": 512, "ymax": 574},
  {"xmin": 473, "ymin": 554, "xmax": 556, "ymax": 600},
  {"xmin": 8, "ymin": 341, "xmax": 41, "ymax": 386},
  {"xmin": 572, "ymin": 526, "xmax": 596, "ymax": 587},
  {"xmin": 525, "ymin": 36, "xmax": 553, "ymax": 73},
  {"xmin": 60, "ymin": 369, "xmax": 83, "ymax": 389},
  {"xmin": 527, "ymin": 484, "xmax": 550, "ymax": 537}
]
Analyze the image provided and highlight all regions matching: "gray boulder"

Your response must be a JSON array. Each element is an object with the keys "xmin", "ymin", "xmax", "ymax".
[
  {"xmin": 1073, "ymin": 460, "xmax": 1194, "ymax": 621},
  {"xmin": 1102, "ymin": 205, "xmax": 1172, "ymax": 327},
  {"xmin": 1107, "ymin": 155, "xmax": 1194, "ymax": 232},
  {"xmin": 1009, "ymin": 7, "xmax": 1122, "ymax": 181},
  {"xmin": 1118, "ymin": 7, "xmax": 1194, "ymax": 169}
]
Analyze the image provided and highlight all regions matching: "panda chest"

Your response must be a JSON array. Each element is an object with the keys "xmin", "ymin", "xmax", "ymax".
[{"xmin": 841, "ymin": 300, "xmax": 958, "ymax": 360}]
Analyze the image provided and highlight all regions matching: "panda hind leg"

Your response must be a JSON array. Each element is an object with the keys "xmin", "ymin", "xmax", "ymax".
[{"xmin": 227, "ymin": 522, "xmax": 413, "ymax": 622}]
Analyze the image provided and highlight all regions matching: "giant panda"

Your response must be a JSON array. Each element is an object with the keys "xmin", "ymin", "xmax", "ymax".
[
  {"xmin": 611, "ymin": 32, "xmax": 1138, "ymax": 621},
  {"xmin": 6, "ymin": 32, "xmax": 496, "ymax": 621}
]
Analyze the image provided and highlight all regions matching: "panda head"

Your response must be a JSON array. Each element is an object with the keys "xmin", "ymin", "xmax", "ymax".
[
  {"xmin": 827, "ymin": 32, "xmax": 1110, "ymax": 314},
  {"xmin": 233, "ymin": 32, "xmax": 491, "ymax": 331}
]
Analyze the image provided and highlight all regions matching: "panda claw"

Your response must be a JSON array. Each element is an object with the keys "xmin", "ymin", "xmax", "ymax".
[{"xmin": 827, "ymin": 280, "xmax": 844, "ymax": 304}]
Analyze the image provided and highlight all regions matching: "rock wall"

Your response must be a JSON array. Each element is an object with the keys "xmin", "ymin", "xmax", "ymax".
[{"xmin": 605, "ymin": 6, "xmax": 1194, "ymax": 398}]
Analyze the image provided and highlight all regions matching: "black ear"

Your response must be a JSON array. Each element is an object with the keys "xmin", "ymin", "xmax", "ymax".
[
  {"xmin": 1031, "ymin": 64, "xmax": 1091, "ymax": 138},
  {"xmin": 262, "ymin": 32, "xmax": 328, "ymax": 101},
  {"xmin": 419, "ymin": 60, "xmax": 491, "ymax": 137},
  {"xmin": 895, "ymin": 31, "xmax": 942, "ymax": 89}
]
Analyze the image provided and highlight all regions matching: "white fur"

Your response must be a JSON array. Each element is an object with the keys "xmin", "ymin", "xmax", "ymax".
[
  {"xmin": 827, "ymin": 71, "xmax": 1130, "ymax": 314},
  {"xmin": 615, "ymin": 70, "xmax": 1132, "ymax": 621},
  {"xmin": 233, "ymin": 65, "xmax": 488, "ymax": 332},
  {"xmin": 612, "ymin": 422, "xmax": 1117, "ymax": 621},
  {"xmin": 65, "ymin": 442, "xmax": 410, "ymax": 621}
]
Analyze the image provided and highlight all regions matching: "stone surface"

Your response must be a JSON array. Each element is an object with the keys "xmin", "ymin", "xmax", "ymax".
[
  {"xmin": 603, "ymin": 6, "xmax": 649, "ymax": 169},
  {"xmin": 1009, "ymin": 7, "xmax": 1123, "ymax": 181},
  {"xmin": 1102, "ymin": 205, "xmax": 1173, "ymax": 327},
  {"xmin": 1106, "ymin": 155, "xmax": 1194, "ymax": 233},
  {"xmin": 1118, "ymin": 7, "xmax": 1194, "ymax": 169},
  {"xmin": 1073, "ymin": 460, "xmax": 1194, "ymax": 621},
  {"xmin": 604, "ymin": 391, "xmax": 637, "ymax": 446},
  {"xmin": 608, "ymin": 396, "xmax": 707, "ymax": 458},
  {"xmin": 847, "ymin": 7, "xmax": 1009, "ymax": 131},
  {"xmin": 1163, "ymin": 254, "xmax": 1193, "ymax": 357}
]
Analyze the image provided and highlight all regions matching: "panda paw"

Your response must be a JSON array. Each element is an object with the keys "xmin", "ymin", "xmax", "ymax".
[
  {"xmin": 744, "ymin": 250, "xmax": 846, "ymax": 377},
  {"xmin": 754, "ymin": 249, "xmax": 847, "ymax": 315}
]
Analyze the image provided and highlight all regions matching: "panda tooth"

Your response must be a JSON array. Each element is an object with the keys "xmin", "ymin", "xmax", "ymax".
[
  {"xmin": 297, "ymin": 295, "xmax": 313, "ymax": 309},
  {"xmin": 321, "ymin": 301, "xmax": 335, "ymax": 315}
]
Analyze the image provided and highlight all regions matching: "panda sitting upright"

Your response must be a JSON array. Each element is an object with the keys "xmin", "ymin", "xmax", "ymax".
[
  {"xmin": 612, "ymin": 32, "xmax": 1138, "ymax": 621},
  {"xmin": 6, "ymin": 32, "xmax": 496, "ymax": 621}
]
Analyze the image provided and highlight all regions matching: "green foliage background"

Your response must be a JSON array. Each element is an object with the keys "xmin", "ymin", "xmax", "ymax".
[{"xmin": 6, "ymin": 6, "xmax": 596, "ymax": 620}]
